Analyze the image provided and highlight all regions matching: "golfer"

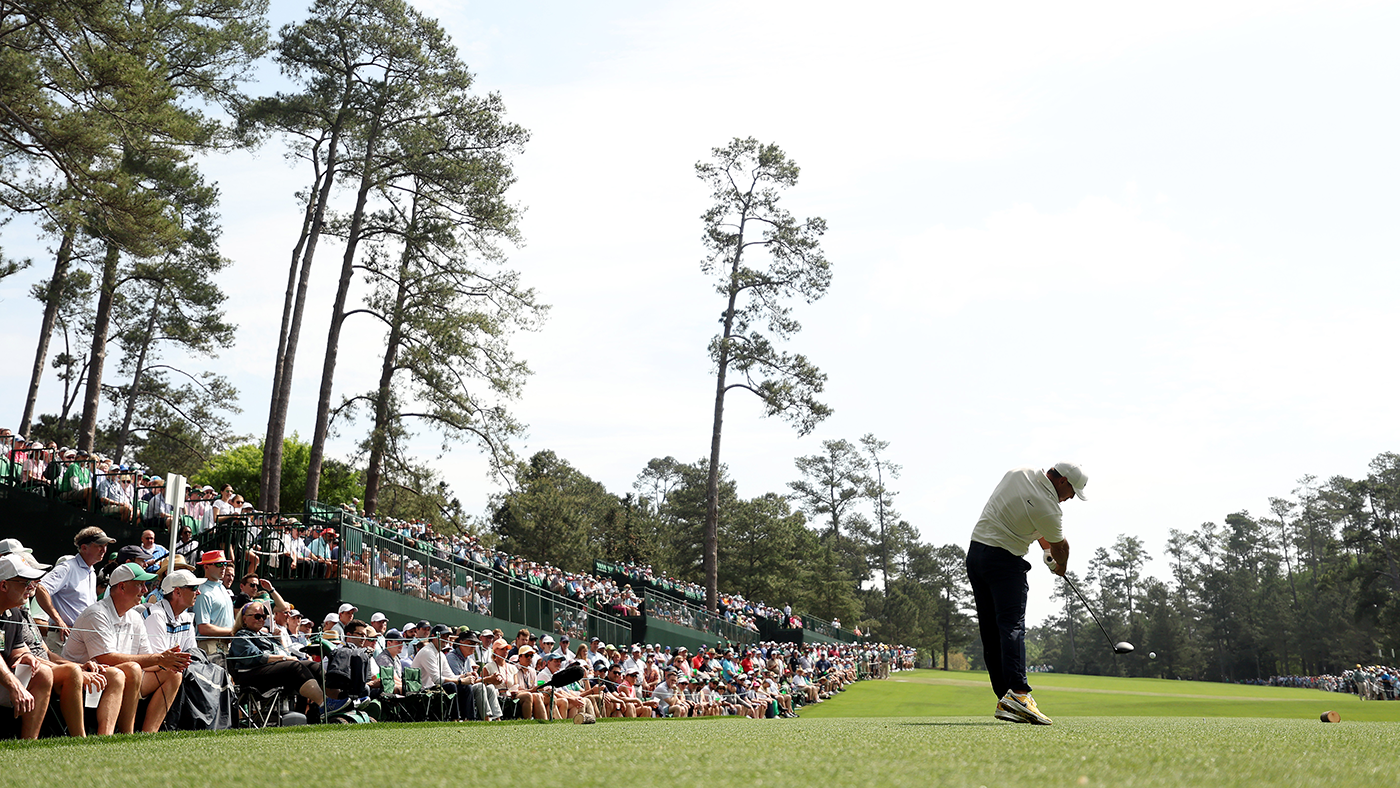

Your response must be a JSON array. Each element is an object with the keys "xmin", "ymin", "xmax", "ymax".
[{"xmin": 966, "ymin": 462, "xmax": 1087, "ymax": 725}]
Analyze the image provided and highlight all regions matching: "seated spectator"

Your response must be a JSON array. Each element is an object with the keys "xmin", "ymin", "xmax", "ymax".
[
  {"xmin": 136, "ymin": 530, "xmax": 169, "ymax": 571},
  {"xmin": 446, "ymin": 627, "xmax": 495, "ymax": 720},
  {"xmin": 0, "ymin": 554, "xmax": 56, "ymax": 739},
  {"xmin": 141, "ymin": 476, "xmax": 173, "ymax": 530},
  {"xmin": 232, "ymin": 573, "xmax": 288, "ymax": 614},
  {"xmin": 373, "ymin": 629, "xmax": 406, "ymax": 695},
  {"xmin": 57, "ymin": 450, "xmax": 94, "ymax": 508},
  {"xmin": 228, "ymin": 601, "xmax": 324, "ymax": 722},
  {"xmin": 0, "ymin": 546, "xmax": 117, "ymax": 737},
  {"xmin": 38, "ymin": 526, "xmax": 115, "ymax": 647},
  {"xmin": 410, "ymin": 624, "xmax": 475, "ymax": 719},
  {"xmin": 649, "ymin": 668, "xmax": 688, "ymax": 718},
  {"xmin": 534, "ymin": 651, "xmax": 581, "ymax": 719},
  {"xmin": 173, "ymin": 524, "xmax": 200, "ymax": 567},
  {"xmin": 62, "ymin": 562, "xmax": 190, "ymax": 733},
  {"xmin": 95, "ymin": 461, "xmax": 133, "ymax": 523},
  {"xmin": 143, "ymin": 569, "xmax": 205, "ymax": 653}
]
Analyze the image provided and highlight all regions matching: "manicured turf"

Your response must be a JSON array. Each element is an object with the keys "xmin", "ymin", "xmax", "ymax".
[
  {"xmin": 802, "ymin": 669, "xmax": 1400, "ymax": 721},
  {"xmin": 2, "ymin": 671, "xmax": 1396, "ymax": 788}
]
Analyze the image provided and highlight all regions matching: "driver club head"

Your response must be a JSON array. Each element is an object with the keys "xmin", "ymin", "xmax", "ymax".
[{"xmin": 1113, "ymin": 641, "xmax": 1135, "ymax": 655}]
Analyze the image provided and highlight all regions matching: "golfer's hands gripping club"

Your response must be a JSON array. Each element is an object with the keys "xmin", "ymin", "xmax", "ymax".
[{"xmin": 1039, "ymin": 537, "xmax": 1069, "ymax": 577}]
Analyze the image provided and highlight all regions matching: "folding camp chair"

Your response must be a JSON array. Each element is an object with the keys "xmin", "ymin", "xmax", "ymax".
[{"xmin": 236, "ymin": 682, "xmax": 288, "ymax": 729}]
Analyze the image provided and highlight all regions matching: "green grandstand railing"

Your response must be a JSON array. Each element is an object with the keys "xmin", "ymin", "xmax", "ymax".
[
  {"xmin": 642, "ymin": 590, "xmax": 757, "ymax": 647},
  {"xmin": 201, "ymin": 516, "xmax": 633, "ymax": 648}
]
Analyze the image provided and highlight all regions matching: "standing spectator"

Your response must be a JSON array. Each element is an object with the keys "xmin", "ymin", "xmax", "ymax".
[
  {"xmin": 62, "ymin": 562, "xmax": 191, "ymax": 733},
  {"xmin": 39, "ymin": 526, "xmax": 115, "ymax": 646},
  {"xmin": 191, "ymin": 550, "xmax": 235, "ymax": 655}
]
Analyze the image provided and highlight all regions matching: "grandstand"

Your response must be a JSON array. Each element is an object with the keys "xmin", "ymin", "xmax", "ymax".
[{"xmin": 0, "ymin": 452, "xmax": 861, "ymax": 655}]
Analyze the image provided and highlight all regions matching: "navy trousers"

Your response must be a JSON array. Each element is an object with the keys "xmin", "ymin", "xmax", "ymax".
[{"xmin": 965, "ymin": 540, "xmax": 1032, "ymax": 699}]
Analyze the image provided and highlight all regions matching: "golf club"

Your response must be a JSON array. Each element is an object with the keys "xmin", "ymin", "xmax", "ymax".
[{"xmin": 1062, "ymin": 574, "xmax": 1134, "ymax": 655}]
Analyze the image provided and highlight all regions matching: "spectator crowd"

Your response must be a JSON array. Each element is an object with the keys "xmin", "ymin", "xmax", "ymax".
[
  {"xmin": 1264, "ymin": 666, "xmax": 1399, "ymax": 699},
  {"xmin": 0, "ymin": 491, "xmax": 917, "ymax": 740}
]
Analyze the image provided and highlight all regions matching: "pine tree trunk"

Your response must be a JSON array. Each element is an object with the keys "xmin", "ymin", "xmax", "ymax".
[
  {"xmin": 261, "ymin": 106, "xmax": 348, "ymax": 511},
  {"xmin": 19, "ymin": 221, "xmax": 76, "ymax": 436},
  {"xmin": 113, "ymin": 283, "xmax": 162, "ymax": 462},
  {"xmin": 363, "ymin": 192, "xmax": 417, "ymax": 516},
  {"xmin": 704, "ymin": 223, "xmax": 746, "ymax": 613},
  {"xmin": 77, "ymin": 239, "xmax": 120, "ymax": 451},
  {"xmin": 305, "ymin": 109, "xmax": 385, "ymax": 502}
]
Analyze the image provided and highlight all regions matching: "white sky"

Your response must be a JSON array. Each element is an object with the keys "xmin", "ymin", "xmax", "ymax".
[{"xmin": 2, "ymin": 0, "xmax": 1398, "ymax": 626}]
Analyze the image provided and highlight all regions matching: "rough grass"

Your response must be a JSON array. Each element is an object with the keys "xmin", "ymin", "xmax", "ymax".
[{"xmin": 2, "ymin": 670, "xmax": 1397, "ymax": 788}]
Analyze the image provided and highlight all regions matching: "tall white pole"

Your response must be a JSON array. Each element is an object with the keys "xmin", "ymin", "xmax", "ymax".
[{"xmin": 166, "ymin": 473, "xmax": 187, "ymax": 574}]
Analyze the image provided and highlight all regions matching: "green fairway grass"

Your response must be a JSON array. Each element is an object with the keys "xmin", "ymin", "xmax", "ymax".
[
  {"xmin": 2, "ymin": 671, "xmax": 1396, "ymax": 788},
  {"xmin": 801, "ymin": 669, "xmax": 1400, "ymax": 721}
]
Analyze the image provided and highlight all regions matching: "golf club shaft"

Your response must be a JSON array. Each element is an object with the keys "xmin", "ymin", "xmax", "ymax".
[{"xmin": 1063, "ymin": 574, "xmax": 1118, "ymax": 652}]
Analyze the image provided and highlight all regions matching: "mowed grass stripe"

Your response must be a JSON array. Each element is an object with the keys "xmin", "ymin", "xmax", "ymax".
[
  {"xmin": 1, "ymin": 714, "xmax": 1397, "ymax": 788},
  {"xmin": 800, "ymin": 670, "xmax": 1400, "ymax": 722}
]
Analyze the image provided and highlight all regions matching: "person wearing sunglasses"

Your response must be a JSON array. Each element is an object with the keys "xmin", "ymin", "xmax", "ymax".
[{"xmin": 229, "ymin": 601, "xmax": 325, "ymax": 722}]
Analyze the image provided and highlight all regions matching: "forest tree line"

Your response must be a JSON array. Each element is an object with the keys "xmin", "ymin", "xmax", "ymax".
[{"xmin": 1028, "ymin": 452, "xmax": 1400, "ymax": 682}]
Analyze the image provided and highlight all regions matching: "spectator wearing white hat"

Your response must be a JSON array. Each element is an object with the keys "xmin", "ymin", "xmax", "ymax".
[
  {"xmin": 0, "ymin": 549, "xmax": 116, "ymax": 737},
  {"xmin": 63, "ymin": 562, "xmax": 191, "ymax": 733},
  {"xmin": 144, "ymin": 569, "xmax": 206, "ymax": 653},
  {"xmin": 0, "ymin": 554, "xmax": 55, "ymax": 739},
  {"xmin": 332, "ymin": 602, "xmax": 356, "ymax": 637}
]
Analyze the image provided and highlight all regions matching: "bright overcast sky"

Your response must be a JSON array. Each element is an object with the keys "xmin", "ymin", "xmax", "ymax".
[{"xmin": 2, "ymin": 0, "xmax": 1398, "ymax": 625}]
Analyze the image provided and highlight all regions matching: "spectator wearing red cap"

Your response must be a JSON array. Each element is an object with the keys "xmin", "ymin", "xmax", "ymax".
[
  {"xmin": 63, "ymin": 562, "xmax": 191, "ymax": 733},
  {"xmin": 192, "ymin": 550, "xmax": 235, "ymax": 654}
]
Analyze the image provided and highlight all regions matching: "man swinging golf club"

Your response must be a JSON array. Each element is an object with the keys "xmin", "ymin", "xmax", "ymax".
[{"xmin": 966, "ymin": 462, "xmax": 1087, "ymax": 725}]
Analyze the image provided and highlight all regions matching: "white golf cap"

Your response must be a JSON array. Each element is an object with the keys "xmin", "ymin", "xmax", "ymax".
[
  {"xmin": 324, "ymin": 613, "xmax": 338, "ymax": 623},
  {"xmin": 370, "ymin": 612, "xmax": 387, "ymax": 622},
  {"xmin": 0, "ymin": 554, "xmax": 45, "ymax": 582},
  {"xmin": 1053, "ymin": 462, "xmax": 1089, "ymax": 500},
  {"xmin": 338, "ymin": 603, "xmax": 357, "ymax": 614},
  {"xmin": 0, "ymin": 538, "xmax": 33, "ymax": 556},
  {"xmin": 161, "ymin": 568, "xmax": 208, "ymax": 593}
]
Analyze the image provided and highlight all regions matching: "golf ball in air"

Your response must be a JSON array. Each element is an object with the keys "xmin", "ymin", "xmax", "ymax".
[{"xmin": 1149, "ymin": 651, "xmax": 1157, "ymax": 659}]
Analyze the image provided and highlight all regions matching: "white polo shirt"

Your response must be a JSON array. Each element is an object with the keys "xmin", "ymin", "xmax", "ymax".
[
  {"xmin": 63, "ymin": 596, "xmax": 153, "ymax": 663},
  {"xmin": 143, "ymin": 598, "xmax": 197, "ymax": 653},
  {"xmin": 39, "ymin": 554, "xmax": 97, "ymax": 626},
  {"xmin": 969, "ymin": 467, "xmax": 1065, "ymax": 556}
]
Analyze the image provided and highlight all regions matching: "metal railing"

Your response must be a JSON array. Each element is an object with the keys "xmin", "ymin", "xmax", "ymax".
[
  {"xmin": 643, "ymin": 590, "xmax": 758, "ymax": 646},
  {"xmin": 199, "ymin": 518, "xmax": 632, "ymax": 647}
]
